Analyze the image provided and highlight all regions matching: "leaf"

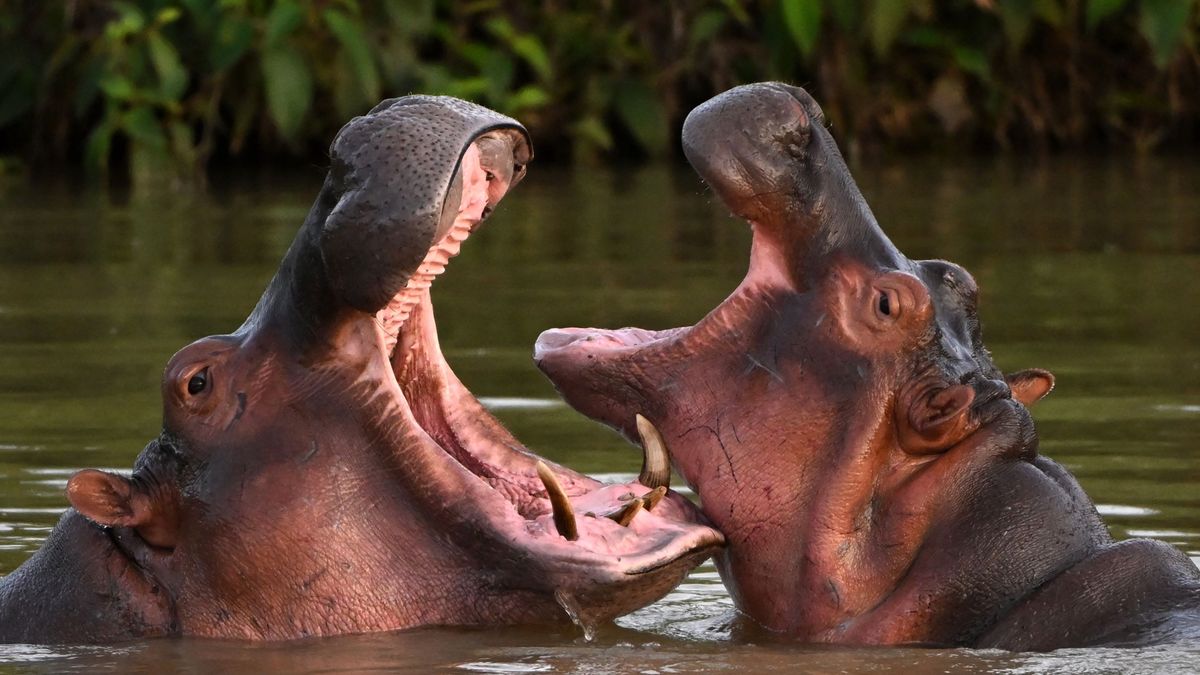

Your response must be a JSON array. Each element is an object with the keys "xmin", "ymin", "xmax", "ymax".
[
  {"xmin": 903, "ymin": 26, "xmax": 946, "ymax": 49},
  {"xmin": 458, "ymin": 43, "xmax": 493, "ymax": 70},
  {"xmin": 146, "ymin": 32, "xmax": 188, "ymax": 100},
  {"xmin": 484, "ymin": 16, "xmax": 516, "ymax": 41},
  {"xmin": 1140, "ymin": 0, "xmax": 1193, "ymax": 68},
  {"xmin": 210, "ymin": 16, "xmax": 254, "ymax": 71},
  {"xmin": 781, "ymin": 0, "xmax": 823, "ymax": 57},
  {"xmin": 264, "ymin": 0, "xmax": 304, "ymax": 48},
  {"xmin": 689, "ymin": 10, "xmax": 728, "ymax": 48},
  {"xmin": 1033, "ymin": 0, "xmax": 1065, "ymax": 26},
  {"xmin": 122, "ymin": 105, "xmax": 167, "ymax": 150},
  {"xmin": 613, "ymin": 80, "xmax": 669, "ymax": 156},
  {"xmin": 827, "ymin": 0, "xmax": 860, "ymax": 31},
  {"xmin": 383, "ymin": 0, "xmax": 434, "ymax": 35},
  {"xmin": 323, "ymin": 9, "xmax": 381, "ymax": 102},
  {"xmin": 998, "ymin": 0, "xmax": 1035, "ymax": 50},
  {"xmin": 718, "ymin": 0, "xmax": 752, "ymax": 26},
  {"xmin": 952, "ymin": 46, "xmax": 990, "ymax": 79},
  {"xmin": 260, "ymin": 45, "xmax": 313, "ymax": 141},
  {"xmin": 155, "ymin": 7, "xmax": 182, "ymax": 26},
  {"xmin": 84, "ymin": 121, "xmax": 115, "ymax": 171},
  {"xmin": 180, "ymin": 0, "xmax": 217, "ymax": 28},
  {"xmin": 870, "ymin": 0, "xmax": 910, "ymax": 55},
  {"xmin": 507, "ymin": 85, "xmax": 550, "ymax": 110},
  {"xmin": 480, "ymin": 52, "xmax": 515, "ymax": 101},
  {"xmin": 1086, "ymin": 0, "xmax": 1129, "ymax": 28},
  {"xmin": 572, "ymin": 116, "xmax": 613, "ymax": 152},
  {"xmin": 168, "ymin": 120, "xmax": 197, "ymax": 165},
  {"xmin": 106, "ymin": 2, "xmax": 146, "ymax": 39},
  {"xmin": 512, "ymin": 35, "xmax": 551, "ymax": 80},
  {"xmin": 98, "ymin": 74, "xmax": 135, "ymax": 101}
]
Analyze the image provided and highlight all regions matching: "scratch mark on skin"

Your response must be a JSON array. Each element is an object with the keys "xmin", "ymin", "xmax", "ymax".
[
  {"xmin": 682, "ymin": 419, "xmax": 739, "ymax": 485},
  {"xmin": 745, "ymin": 353, "xmax": 784, "ymax": 383},
  {"xmin": 827, "ymin": 578, "xmax": 841, "ymax": 608},
  {"xmin": 301, "ymin": 566, "xmax": 329, "ymax": 591},
  {"xmin": 225, "ymin": 392, "xmax": 248, "ymax": 430},
  {"xmin": 301, "ymin": 441, "xmax": 320, "ymax": 464}
]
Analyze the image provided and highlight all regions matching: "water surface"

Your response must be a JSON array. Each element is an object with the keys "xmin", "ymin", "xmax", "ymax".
[{"xmin": 0, "ymin": 156, "xmax": 1197, "ymax": 672}]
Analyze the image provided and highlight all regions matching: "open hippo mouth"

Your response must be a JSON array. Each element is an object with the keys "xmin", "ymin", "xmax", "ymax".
[
  {"xmin": 294, "ymin": 100, "xmax": 726, "ymax": 624},
  {"xmin": 373, "ymin": 200, "xmax": 723, "ymax": 581}
]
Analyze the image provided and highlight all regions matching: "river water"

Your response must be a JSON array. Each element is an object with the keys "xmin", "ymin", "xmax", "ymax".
[{"xmin": 0, "ymin": 156, "xmax": 1197, "ymax": 672}]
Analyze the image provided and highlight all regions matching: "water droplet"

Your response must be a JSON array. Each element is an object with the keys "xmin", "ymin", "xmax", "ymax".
[{"xmin": 554, "ymin": 589, "xmax": 597, "ymax": 641}]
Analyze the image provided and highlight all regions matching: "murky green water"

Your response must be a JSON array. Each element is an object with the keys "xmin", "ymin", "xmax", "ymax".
[{"xmin": 0, "ymin": 156, "xmax": 1197, "ymax": 672}]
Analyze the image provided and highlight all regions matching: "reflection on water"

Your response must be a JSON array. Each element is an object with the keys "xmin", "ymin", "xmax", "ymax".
[{"xmin": 0, "ymin": 156, "xmax": 1197, "ymax": 670}]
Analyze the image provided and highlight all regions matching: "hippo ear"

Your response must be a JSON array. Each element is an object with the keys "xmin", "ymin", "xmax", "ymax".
[
  {"xmin": 901, "ymin": 384, "xmax": 976, "ymax": 454},
  {"xmin": 66, "ymin": 470, "xmax": 177, "ymax": 549},
  {"xmin": 1007, "ymin": 368, "xmax": 1055, "ymax": 406}
]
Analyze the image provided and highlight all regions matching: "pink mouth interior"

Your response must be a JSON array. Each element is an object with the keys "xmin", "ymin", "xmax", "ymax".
[{"xmin": 366, "ymin": 150, "xmax": 722, "ymax": 564}]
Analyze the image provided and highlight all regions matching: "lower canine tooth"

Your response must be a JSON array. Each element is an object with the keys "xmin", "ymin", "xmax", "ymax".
[
  {"xmin": 536, "ymin": 461, "xmax": 578, "ymax": 541},
  {"xmin": 642, "ymin": 486, "xmax": 667, "ymax": 511},
  {"xmin": 608, "ymin": 498, "xmax": 644, "ymax": 527},
  {"xmin": 635, "ymin": 414, "xmax": 672, "ymax": 489}
]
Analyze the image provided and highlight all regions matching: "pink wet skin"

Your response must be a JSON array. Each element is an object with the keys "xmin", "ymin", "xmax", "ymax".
[{"xmin": 457, "ymin": 144, "xmax": 490, "ymax": 223}]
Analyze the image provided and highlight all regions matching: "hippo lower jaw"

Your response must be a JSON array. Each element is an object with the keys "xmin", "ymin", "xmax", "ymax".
[{"xmin": 365, "ymin": 212, "xmax": 724, "ymax": 621}]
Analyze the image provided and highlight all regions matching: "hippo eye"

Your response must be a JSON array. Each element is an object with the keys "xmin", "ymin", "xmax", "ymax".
[
  {"xmin": 878, "ymin": 292, "xmax": 892, "ymax": 316},
  {"xmin": 484, "ymin": 170, "xmax": 495, "ymax": 182},
  {"xmin": 187, "ymin": 368, "xmax": 209, "ymax": 396}
]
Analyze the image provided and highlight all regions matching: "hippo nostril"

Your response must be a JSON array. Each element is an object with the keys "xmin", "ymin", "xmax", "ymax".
[
  {"xmin": 533, "ymin": 329, "xmax": 591, "ymax": 363},
  {"xmin": 536, "ymin": 330, "xmax": 583, "ymax": 351}
]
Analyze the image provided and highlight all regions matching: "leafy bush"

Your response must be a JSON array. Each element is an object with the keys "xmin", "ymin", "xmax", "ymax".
[{"xmin": 0, "ymin": 0, "xmax": 1197, "ymax": 176}]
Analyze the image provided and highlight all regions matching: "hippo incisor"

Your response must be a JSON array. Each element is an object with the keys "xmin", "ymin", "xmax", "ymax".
[
  {"xmin": 535, "ymin": 83, "xmax": 1200, "ymax": 650},
  {"xmin": 0, "ymin": 96, "xmax": 722, "ymax": 643}
]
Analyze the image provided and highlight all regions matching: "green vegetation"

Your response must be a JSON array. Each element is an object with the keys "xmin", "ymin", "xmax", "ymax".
[{"xmin": 1, "ymin": 0, "xmax": 1197, "ymax": 177}]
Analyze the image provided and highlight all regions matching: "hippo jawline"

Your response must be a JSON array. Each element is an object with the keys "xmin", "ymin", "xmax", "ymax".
[{"xmin": 366, "ymin": 209, "xmax": 723, "ymax": 585}]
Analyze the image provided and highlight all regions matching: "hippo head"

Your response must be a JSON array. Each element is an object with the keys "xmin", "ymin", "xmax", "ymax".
[
  {"xmin": 61, "ymin": 96, "xmax": 721, "ymax": 640},
  {"xmin": 535, "ymin": 84, "xmax": 1110, "ymax": 645}
]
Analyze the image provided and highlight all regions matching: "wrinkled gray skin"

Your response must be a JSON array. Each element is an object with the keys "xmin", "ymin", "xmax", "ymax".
[
  {"xmin": 0, "ymin": 96, "xmax": 721, "ymax": 643},
  {"xmin": 535, "ymin": 83, "xmax": 1200, "ymax": 650}
]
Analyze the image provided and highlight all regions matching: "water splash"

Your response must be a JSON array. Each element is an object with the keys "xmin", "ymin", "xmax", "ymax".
[{"xmin": 554, "ymin": 589, "xmax": 597, "ymax": 641}]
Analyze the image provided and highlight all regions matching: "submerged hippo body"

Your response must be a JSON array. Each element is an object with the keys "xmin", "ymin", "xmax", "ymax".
[
  {"xmin": 0, "ymin": 96, "xmax": 721, "ymax": 644},
  {"xmin": 535, "ymin": 83, "xmax": 1200, "ymax": 650}
]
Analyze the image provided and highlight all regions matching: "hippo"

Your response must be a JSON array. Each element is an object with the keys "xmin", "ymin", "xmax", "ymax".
[
  {"xmin": 534, "ymin": 82, "xmax": 1200, "ymax": 650},
  {"xmin": 0, "ymin": 96, "xmax": 722, "ymax": 644}
]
